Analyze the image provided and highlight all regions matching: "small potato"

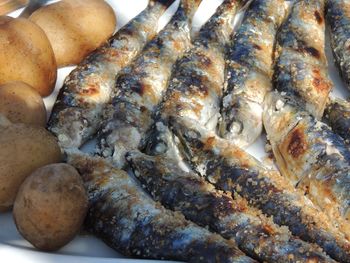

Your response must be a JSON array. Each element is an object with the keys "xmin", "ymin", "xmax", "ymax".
[
  {"xmin": 0, "ymin": 81, "xmax": 46, "ymax": 126},
  {"xmin": 30, "ymin": 0, "xmax": 116, "ymax": 67},
  {"xmin": 13, "ymin": 163, "xmax": 88, "ymax": 251},
  {"xmin": 0, "ymin": 123, "xmax": 62, "ymax": 211},
  {"xmin": 0, "ymin": 16, "xmax": 57, "ymax": 96}
]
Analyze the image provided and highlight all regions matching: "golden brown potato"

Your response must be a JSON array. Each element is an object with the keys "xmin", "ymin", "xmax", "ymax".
[
  {"xmin": 0, "ymin": 81, "xmax": 46, "ymax": 126},
  {"xmin": 30, "ymin": 0, "xmax": 116, "ymax": 67},
  {"xmin": 0, "ymin": 123, "xmax": 62, "ymax": 211},
  {"xmin": 13, "ymin": 163, "xmax": 88, "ymax": 251},
  {"xmin": 0, "ymin": 16, "xmax": 57, "ymax": 96}
]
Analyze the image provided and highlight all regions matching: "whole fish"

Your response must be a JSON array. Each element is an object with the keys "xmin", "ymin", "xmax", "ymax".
[
  {"xmin": 324, "ymin": 97, "xmax": 350, "ymax": 145},
  {"xmin": 96, "ymin": 0, "xmax": 202, "ymax": 168},
  {"xmin": 67, "ymin": 153, "xmax": 254, "ymax": 263},
  {"xmin": 263, "ymin": 91, "xmax": 350, "ymax": 232},
  {"xmin": 169, "ymin": 116, "xmax": 350, "ymax": 262},
  {"xmin": 326, "ymin": 0, "xmax": 350, "ymax": 89},
  {"xmin": 47, "ymin": 0, "xmax": 174, "ymax": 149},
  {"xmin": 273, "ymin": 0, "xmax": 332, "ymax": 119},
  {"xmin": 127, "ymin": 150, "xmax": 336, "ymax": 263},
  {"xmin": 145, "ymin": 0, "xmax": 244, "ymax": 157},
  {"xmin": 218, "ymin": 0, "xmax": 288, "ymax": 148}
]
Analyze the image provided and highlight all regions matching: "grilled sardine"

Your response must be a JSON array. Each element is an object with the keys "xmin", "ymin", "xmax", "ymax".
[
  {"xmin": 96, "ymin": 0, "xmax": 202, "ymax": 168},
  {"xmin": 218, "ymin": 0, "xmax": 288, "ymax": 148},
  {"xmin": 48, "ymin": 0, "xmax": 174, "ymax": 149},
  {"xmin": 263, "ymin": 91, "xmax": 350, "ymax": 231},
  {"xmin": 67, "ymin": 153, "xmax": 254, "ymax": 262},
  {"xmin": 127, "ymin": 150, "xmax": 336, "ymax": 263},
  {"xmin": 169, "ymin": 116, "xmax": 350, "ymax": 262},
  {"xmin": 273, "ymin": 0, "xmax": 332, "ymax": 118},
  {"xmin": 145, "ymin": 0, "xmax": 244, "ymax": 157},
  {"xmin": 326, "ymin": 0, "xmax": 350, "ymax": 90}
]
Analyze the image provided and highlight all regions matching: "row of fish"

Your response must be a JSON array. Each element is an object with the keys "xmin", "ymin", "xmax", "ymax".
[{"xmin": 48, "ymin": 0, "xmax": 350, "ymax": 262}]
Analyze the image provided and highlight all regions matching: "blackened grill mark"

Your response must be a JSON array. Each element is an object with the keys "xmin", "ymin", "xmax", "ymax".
[
  {"xmin": 314, "ymin": 11, "xmax": 323, "ymax": 24},
  {"xmin": 287, "ymin": 128, "xmax": 306, "ymax": 158},
  {"xmin": 131, "ymin": 82, "xmax": 146, "ymax": 96},
  {"xmin": 304, "ymin": 47, "xmax": 321, "ymax": 59},
  {"xmin": 253, "ymin": 43, "xmax": 262, "ymax": 50}
]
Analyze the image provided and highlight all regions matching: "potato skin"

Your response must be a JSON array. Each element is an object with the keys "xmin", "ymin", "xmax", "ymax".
[
  {"xmin": 30, "ymin": 0, "xmax": 116, "ymax": 67},
  {"xmin": 0, "ymin": 81, "xmax": 46, "ymax": 126},
  {"xmin": 0, "ymin": 16, "xmax": 57, "ymax": 97},
  {"xmin": 13, "ymin": 163, "xmax": 88, "ymax": 251},
  {"xmin": 0, "ymin": 124, "xmax": 62, "ymax": 211}
]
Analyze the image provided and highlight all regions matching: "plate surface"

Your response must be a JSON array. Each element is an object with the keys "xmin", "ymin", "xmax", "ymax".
[{"xmin": 0, "ymin": 0, "xmax": 349, "ymax": 262}]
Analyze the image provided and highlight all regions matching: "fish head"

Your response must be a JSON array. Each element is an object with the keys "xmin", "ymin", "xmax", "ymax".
[
  {"xmin": 263, "ymin": 91, "xmax": 306, "ymax": 144},
  {"xmin": 126, "ymin": 150, "xmax": 162, "ymax": 179},
  {"xmin": 126, "ymin": 149, "xmax": 191, "ymax": 183}
]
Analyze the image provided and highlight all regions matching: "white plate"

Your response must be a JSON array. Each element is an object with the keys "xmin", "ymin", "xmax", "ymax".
[{"xmin": 0, "ymin": 0, "xmax": 349, "ymax": 262}]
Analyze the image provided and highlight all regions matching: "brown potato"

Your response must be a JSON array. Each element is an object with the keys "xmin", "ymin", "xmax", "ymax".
[
  {"xmin": 0, "ymin": 123, "xmax": 62, "ymax": 211},
  {"xmin": 13, "ymin": 163, "xmax": 88, "ymax": 251},
  {"xmin": 0, "ymin": 81, "xmax": 46, "ymax": 126},
  {"xmin": 0, "ymin": 16, "xmax": 57, "ymax": 96},
  {"xmin": 30, "ymin": 0, "xmax": 116, "ymax": 67}
]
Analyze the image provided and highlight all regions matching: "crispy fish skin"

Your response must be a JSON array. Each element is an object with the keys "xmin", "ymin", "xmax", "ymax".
[
  {"xmin": 219, "ymin": 0, "xmax": 288, "ymax": 148},
  {"xmin": 273, "ymin": 0, "xmax": 332, "ymax": 119},
  {"xmin": 127, "ymin": 150, "xmax": 336, "ymax": 263},
  {"xmin": 145, "ymin": 0, "xmax": 242, "ymax": 157},
  {"xmin": 169, "ymin": 116, "xmax": 350, "ymax": 262},
  {"xmin": 326, "ymin": 0, "xmax": 350, "ymax": 89},
  {"xmin": 324, "ymin": 97, "xmax": 350, "ymax": 145},
  {"xmin": 47, "ymin": 0, "xmax": 174, "ymax": 149},
  {"xmin": 67, "ymin": 153, "xmax": 254, "ymax": 263},
  {"xmin": 263, "ymin": 92, "xmax": 350, "ymax": 230},
  {"xmin": 95, "ymin": 0, "xmax": 202, "ymax": 168}
]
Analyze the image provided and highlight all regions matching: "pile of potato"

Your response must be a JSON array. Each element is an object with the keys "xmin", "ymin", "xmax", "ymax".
[{"xmin": 0, "ymin": 0, "xmax": 116, "ymax": 251}]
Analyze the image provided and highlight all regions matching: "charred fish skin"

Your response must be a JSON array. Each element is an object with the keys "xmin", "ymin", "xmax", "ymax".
[
  {"xmin": 169, "ymin": 116, "xmax": 350, "ymax": 263},
  {"xmin": 263, "ymin": 92, "xmax": 350, "ymax": 226},
  {"xmin": 273, "ymin": 0, "xmax": 332, "ymax": 119},
  {"xmin": 47, "ymin": 0, "xmax": 174, "ymax": 149},
  {"xmin": 95, "ymin": 0, "xmax": 202, "ymax": 168},
  {"xmin": 127, "ymin": 150, "xmax": 337, "ymax": 263},
  {"xmin": 326, "ymin": 0, "xmax": 350, "ymax": 89},
  {"xmin": 324, "ymin": 97, "xmax": 350, "ymax": 145},
  {"xmin": 145, "ymin": 0, "xmax": 243, "ymax": 157},
  {"xmin": 67, "ymin": 154, "xmax": 254, "ymax": 263},
  {"xmin": 219, "ymin": 0, "xmax": 288, "ymax": 148}
]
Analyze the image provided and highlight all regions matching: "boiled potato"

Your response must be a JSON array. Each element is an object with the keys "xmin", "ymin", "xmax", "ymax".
[
  {"xmin": 30, "ymin": 0, "xmax": 116, "ymax": 67},
  {"xmin": 0, "ymin": 123, "xmax": 62, "ymax": 211},
  {"xmin": 0, "ymin": 81, "xmax": 46, "ymax": 126},
  {"xmin": 0, "ymin": 16, "xmax": 57, "ymax": 96},
  {"xmin": 13, "ymin": 163, "xmax": 88, "ymax": 251}
]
